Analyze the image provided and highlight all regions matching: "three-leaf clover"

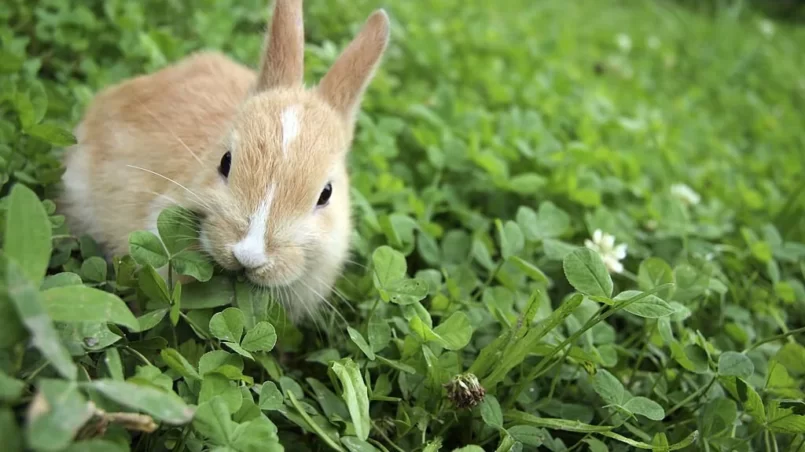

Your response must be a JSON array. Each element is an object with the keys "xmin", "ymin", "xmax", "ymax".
[{"xmin": 209, "ymin": 308, "xmax": 277, "ymax": 359}]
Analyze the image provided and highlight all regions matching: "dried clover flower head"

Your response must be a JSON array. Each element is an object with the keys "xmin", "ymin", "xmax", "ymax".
[{"xmin": 444, "ymin": 373, "xmax": 486, "ymax": 409}]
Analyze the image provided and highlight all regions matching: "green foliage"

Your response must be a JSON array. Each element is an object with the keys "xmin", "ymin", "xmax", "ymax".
[{"xmin": 1, "ymin": 0, "xmax": 805, "ymax": 451}]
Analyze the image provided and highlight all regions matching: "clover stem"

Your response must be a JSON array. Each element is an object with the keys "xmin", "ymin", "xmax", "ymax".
[
  {"xmin": 472, "ymin": 260, "xmax": 504, "ymax": 302},
  {"xmin": 504, "ymin": 306, "xmax": 605, "ymax": 407},
  {"xmin": 179, "ymin": 312, "xmax": 213, "ymax": 340},
  {"xmin": 627, "ymin": 322, "xmax": 657, "ymax": 388},
  {"xmin": 168, "ymin": 262, "xmax": 174, "ymax": 290},
  {"xmin": 24, "ymin": 360, "xmax": 50, "ymax": 383},
  {"xmin": 367, "ymin": 437, "xmax": 392, "ymax": 452},
  {"xmin": 365, "ymin": 297, "xmax": 381, "ymax": 334},
  {"xmin": 123, "ymin": 346, "xmax": 152, "ymax": 366},
  {"xmin": 171, "ymin": 426, "xmax": 190, "ymax": 452},
  {"xmin": 566, "ymin": 412, "xmax": 615, "ymax": 452},
  {"xmin": 167, "ymin": 263, "xmax": 179, "ymax": 347},
  {"xmin": 744, "ymin": 325, "xmax": 805, "ymax": 352},
  {"xmin": 618, "ymin": 269, "xmax": 639, "ymax": 283},
  {"xmin": 793, "ymin": 435, "xmax": 805, "ymax": 452},
  {"xmin": 371, "ymin": 420, "xmax": 406, "ymax": 452},
  {"xmin": 507, "ymin": 285, "xmax": 672, "ymax": 408},
  {"xmin": 435, "ymin": 417, "xmax": 456, "ymax": 440},
  {"xmin": 664, "ymin": 375, "xmax": 716, "ymax": 417}
]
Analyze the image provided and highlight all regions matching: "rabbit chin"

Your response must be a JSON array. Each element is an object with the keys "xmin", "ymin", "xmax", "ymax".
[
  {"xmin": 243, "ymin": 258, "xmax": 307, "ymax": 288},
  {"xmin": 198, "ymin": 235, "xmax": 344, "ymax": 322},
  {"xmin": 239, "ymin": 256, "xmax": 338, "ymax": 322}
]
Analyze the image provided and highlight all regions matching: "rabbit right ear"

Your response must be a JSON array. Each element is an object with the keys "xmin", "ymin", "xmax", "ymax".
[
  {"xmin": 254, "ymin": 0, "xmax": 305, "ymax": 92},
  {"xmin": 316, "ymin": 10, "xmax": 390, "ymax": 125}
]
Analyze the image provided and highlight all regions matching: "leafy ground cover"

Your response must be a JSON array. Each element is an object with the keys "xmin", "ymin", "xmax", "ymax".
[{"xmin": 2, "ymin": 0, "xmax": 805, "ymax": 451}]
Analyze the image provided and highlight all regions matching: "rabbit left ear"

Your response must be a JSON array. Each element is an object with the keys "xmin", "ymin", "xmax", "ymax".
[
  {"xmin": 254, "ymin": 0, "xmax": 305, "ymax": 92},
  {"xmin": 316, "ymin": 10, "xmax": 390, "ymax": 124}
]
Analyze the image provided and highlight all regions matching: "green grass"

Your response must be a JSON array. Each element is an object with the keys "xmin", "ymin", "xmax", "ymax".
[{"xmin": 2, "ymin": 0, "xmax": 805, "ymax": 451}]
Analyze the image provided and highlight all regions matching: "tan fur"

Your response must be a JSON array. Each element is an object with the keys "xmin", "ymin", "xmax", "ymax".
[
  {"xmin": 255, "ymin": 0, "xmax": 305, "ymax": 92},
  {"xmin": 58, "ymin": 0, "xmax": 390, "ymax": 321}
]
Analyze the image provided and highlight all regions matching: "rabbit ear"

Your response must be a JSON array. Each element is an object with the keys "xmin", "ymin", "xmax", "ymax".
[
  {"xmin": 254, "ymin": 0, "xmax": 305, "ymax": 92},
  {"xmin": 317, "ymin": 10, "xmax": 390, "ymax": 123}
]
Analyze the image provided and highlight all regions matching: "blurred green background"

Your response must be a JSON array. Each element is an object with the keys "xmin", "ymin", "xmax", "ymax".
[{"xmin": 2, "ymin": 0, "xmax": 805, "ymax": 450}]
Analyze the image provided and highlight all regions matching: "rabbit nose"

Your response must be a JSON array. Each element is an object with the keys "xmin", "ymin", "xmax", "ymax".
[{"xmin": 231, "ymin": 240, "xmax": 269, "ymax": 269}]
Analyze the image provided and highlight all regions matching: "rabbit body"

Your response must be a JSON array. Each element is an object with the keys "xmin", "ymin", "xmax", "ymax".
[
  {"xmin": 59, "ymin": 0, "xmax": 390, "ymax": 321},
  {"xmin": 61, "ymin": 52, "xmax": 253, "ymax": 254}
]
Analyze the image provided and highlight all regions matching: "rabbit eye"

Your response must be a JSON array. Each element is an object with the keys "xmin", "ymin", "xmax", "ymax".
[
  {"xmin": 317, "ymin": 183, "xmax": 332, "ymax": 207},
  {"xmin": 219, "ymin": 152, "xmax": 231, "ymax": 178}
]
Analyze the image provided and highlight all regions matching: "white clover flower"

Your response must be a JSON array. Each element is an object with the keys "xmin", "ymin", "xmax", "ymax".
[
  {"xmin": 616, "ymin": 33, "xmax": 632, "ymax": 53},
  {"xmin": 758, "ymin": 19, "xmax": 775, "ymax": 38},
  {"xmin": 670, "ymin": 183, "xmax": 701, "ymax": 206},
  {"xmin": 585, "ymin": 229, "xmax": 628, "ymax": 274}
]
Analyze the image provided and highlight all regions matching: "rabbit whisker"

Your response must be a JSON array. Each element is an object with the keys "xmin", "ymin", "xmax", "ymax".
[
  {"xmin": 298, "ymin": 279, "xmax": 347, "ymax": 328},
  {"xmin": 134, "ymin": 98, "xmax": 204, "ymax": 166},
  {"xmin": 126, "ymin": 165, "xmax": 211, "ymax": 209},
  {"xmin": 306, "ymin": 272, "xmax": 354, "ymax": 313}
]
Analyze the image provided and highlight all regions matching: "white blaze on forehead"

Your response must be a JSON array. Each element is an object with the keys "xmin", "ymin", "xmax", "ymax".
[
  {"xmin": 232, "ymin": 184, "xmax": 275, "ymax": 269},
  {"xmin": 280, "ymin": 104, "xmax": 301, "ymax": 157},
  {"xmin": 230, "ymin": 129, "xmax": 239, "ymax": 150}
]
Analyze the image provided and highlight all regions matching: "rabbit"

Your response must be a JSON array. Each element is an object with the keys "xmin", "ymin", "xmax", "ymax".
[{"xmin": 58, "ymin": 0, "xmax": 391, "ymax": 322}]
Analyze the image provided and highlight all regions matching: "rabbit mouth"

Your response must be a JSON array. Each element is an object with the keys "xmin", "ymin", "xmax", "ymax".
[
  {"xmin": 242, "ymin": 261, "xmax": 306, "ymax": 289},
  {"xmin": 193, "ymin": 210, "xmax": 208, "ymax": 221}
]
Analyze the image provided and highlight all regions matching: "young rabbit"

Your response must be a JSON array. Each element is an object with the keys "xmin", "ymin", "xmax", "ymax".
[{"xmin": 58, "ymin": 0, "xmax": 390, "ymax": 321}]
